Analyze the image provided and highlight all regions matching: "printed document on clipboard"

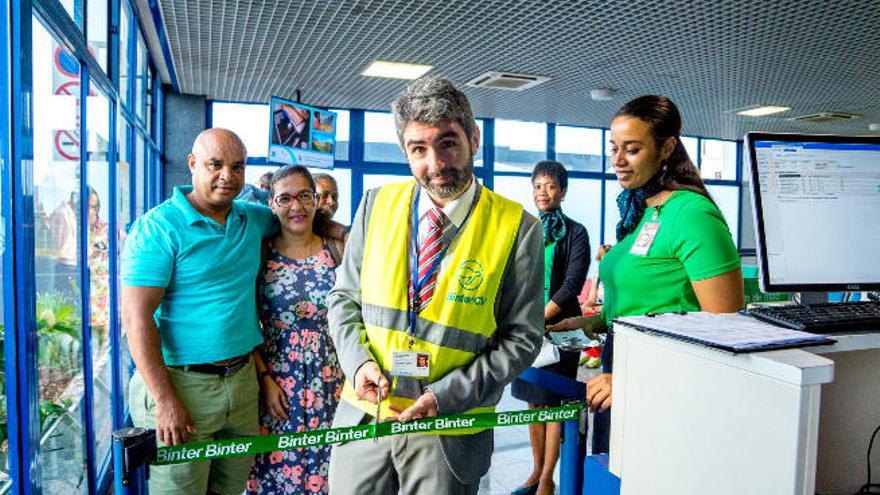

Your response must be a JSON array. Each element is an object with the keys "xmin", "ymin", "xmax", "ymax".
[{"xmin": 615, "ymin": 312, "xmax": 836, "ymax": 353}]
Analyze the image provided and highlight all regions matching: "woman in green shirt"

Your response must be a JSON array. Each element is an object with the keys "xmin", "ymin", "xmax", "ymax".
[{"xmin": 549, "ymin": 95, "xmax": 744, "ymax": 452}]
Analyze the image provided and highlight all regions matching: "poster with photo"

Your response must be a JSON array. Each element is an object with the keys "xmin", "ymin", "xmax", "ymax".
[{"xmin": 268, "ymin": 97, "xmax": 336, "ymax": 169}]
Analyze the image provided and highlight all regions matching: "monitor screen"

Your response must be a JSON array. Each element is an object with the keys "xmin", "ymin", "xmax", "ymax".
[
  {"xmin": 268, "ymin": 96, "xmax": 336, "ymax": 169},
  {"xmin": 746, "ymin": 132, "xmax": 880, "ymax": 292}
]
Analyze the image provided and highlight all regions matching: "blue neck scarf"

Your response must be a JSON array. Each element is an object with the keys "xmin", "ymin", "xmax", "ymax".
[
  {"xmin": 615, "ymin": 175, "xmax": 664, "ymax": 242},
  {"xmin": 539, "ymin": 208, "xmax": 567, "ymax": 244}
]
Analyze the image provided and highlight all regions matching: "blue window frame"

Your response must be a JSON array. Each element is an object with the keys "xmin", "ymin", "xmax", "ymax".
[
  {"xmin": 207, "ymin": 105, "xmax": 747, "ymax": 248},
  {"xmin": 1, "ymin": 0, "xmax": 164, "ymax": 492}
]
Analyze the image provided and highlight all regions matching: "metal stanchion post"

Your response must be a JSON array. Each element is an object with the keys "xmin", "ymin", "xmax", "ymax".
[
  {"xmin": 518, "ymin": 366, "xmax": 588, "ymax": 495},
  {"xmin": 560, "ymin": 408, "xmax": 586, "ymax": 495},
  {"xmin": 113, "ymin": 427, "xmax": 157, "ymax": 495}
]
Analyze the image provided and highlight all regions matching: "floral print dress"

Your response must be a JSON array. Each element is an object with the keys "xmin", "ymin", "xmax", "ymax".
[{"xmin": 247, "ymin": 242, "xmax": 344, "ymax": 495}]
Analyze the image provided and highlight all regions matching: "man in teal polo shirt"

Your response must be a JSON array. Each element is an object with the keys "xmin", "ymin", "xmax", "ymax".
[{"xmin": 121, "ymin": 128, "xmax": 275, "ymax": 495}]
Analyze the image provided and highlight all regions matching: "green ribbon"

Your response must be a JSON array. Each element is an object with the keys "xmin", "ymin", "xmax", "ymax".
[{"xmin": 154, "ymin": 403, "xmax": 583, "ymax": 465}]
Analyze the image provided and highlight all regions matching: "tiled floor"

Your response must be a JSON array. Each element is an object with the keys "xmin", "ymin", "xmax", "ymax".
[
  {"xmin": 478, "ymin": 367, "xmax": 601, "ymax": 495},
  {"xmin": 477, "ymin": 387, "xmax": 544, "ymax": 495}
]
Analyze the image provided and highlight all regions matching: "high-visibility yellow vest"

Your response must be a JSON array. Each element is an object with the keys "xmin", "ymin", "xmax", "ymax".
[{"xmin": 340, "ymin": 180, "xmax": 523, "ymax": 434}]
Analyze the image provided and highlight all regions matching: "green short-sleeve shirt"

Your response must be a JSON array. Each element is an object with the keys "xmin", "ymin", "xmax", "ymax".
[
  {"xmin": 600, "ymin": 190, "xmax": 741, "ymax": 326},
  {"xmin": 121, "ymin": 186, "xmax": 276, "ymax": 365}
]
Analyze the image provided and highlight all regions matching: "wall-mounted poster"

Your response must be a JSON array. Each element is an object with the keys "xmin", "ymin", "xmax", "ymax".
[{"xmin": 268, "ymin": 96, "xmax": 336, "ymax": 169}]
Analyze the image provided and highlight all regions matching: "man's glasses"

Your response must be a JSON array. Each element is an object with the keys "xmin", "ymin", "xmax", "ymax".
[{"xmin": 273, "ymin": 190, "xmax": 316, "ymax": 208}]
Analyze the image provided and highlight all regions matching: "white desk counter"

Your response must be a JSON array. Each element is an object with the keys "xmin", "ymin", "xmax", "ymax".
[
  {"xmin": 607, "ymin": 324, "xmax": 879, "ymax": 495},
  {"xmin": 811, "ymin": 334, "xmax": 880, "ymax": 494}
]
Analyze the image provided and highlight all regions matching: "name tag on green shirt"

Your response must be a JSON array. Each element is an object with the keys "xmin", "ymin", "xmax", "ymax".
[{"xmin": 630, "ymin": 221, "xmax": 661, "ymax": 256}]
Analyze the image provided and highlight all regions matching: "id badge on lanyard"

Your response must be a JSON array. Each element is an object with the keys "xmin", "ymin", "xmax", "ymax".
[{"xmin": 391, "ymin": 351, "xmax": 431, "ymax": 378}]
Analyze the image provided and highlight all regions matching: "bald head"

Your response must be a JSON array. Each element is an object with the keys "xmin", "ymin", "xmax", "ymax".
[
  {"xmin": 191, "ymin": 128, "xmax": 248, "ymax": 160},
  {"xmin": 187, "ymin": 128, "xmax": 247, "ymax": 213}
]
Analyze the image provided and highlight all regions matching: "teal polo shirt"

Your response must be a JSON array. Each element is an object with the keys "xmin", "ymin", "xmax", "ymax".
[{"xmin": 122, "ymin": 186, "xmax": 276, "ymax": 365}]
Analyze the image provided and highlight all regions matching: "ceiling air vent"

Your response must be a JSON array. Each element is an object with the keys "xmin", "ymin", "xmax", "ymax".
[
  {"xmin": 466, "ymin": 71, "xmax": 550, "ymax": 91},
  {"xmin": 789, "ymin": 112, "xmax": 861, "ymax": 123}
]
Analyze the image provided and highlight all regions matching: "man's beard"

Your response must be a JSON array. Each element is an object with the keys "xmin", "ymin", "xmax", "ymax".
[{"xmin": 419, "ymin": 155, "xmax": 474, "ymax": 200}]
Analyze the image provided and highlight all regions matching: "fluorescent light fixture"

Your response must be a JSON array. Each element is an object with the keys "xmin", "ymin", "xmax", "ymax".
[
  {"xmin": 737, "ymin": 105, "xmax": 791, "ymax": 117},
  {"xmin": 362, "ymin": 60, "xmax": 433, "ymax": 80}
]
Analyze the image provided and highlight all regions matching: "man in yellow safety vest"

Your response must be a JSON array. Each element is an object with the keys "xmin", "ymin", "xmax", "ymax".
[{"xmin": 327, "ymin": 77, "xmax": 544, "ymax": 494}]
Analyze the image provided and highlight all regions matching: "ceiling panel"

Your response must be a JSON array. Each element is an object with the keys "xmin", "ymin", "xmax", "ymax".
[{"xmin": 154, "ymin": 0, "xmax": 880, "ymax": 140}]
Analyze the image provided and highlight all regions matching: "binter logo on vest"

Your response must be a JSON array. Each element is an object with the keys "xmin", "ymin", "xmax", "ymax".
[
  {"xmin": 457, "ymin": 260, "xmax": 484, "ymax": 290},
  {"xmin": 447, "ymin": 259, "xmax": 487, "ymax": 306}
]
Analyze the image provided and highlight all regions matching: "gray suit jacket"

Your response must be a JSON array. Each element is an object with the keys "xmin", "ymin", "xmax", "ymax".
[{"xmin": 327, "ymin": 181, "xmax": 544, "ymax": 484}]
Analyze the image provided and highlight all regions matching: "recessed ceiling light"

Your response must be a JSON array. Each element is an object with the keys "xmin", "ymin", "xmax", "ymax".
[
  {"xmin": 362, "ymin": 60, "xmax": 433, "ymax": 80},
  {"xmin": 869, "ymin": 123, "xmax": 880, "ymax": 132},
  {"xmin": 736, "ymin": 105, "xmax": 791, "ymax": 117}
]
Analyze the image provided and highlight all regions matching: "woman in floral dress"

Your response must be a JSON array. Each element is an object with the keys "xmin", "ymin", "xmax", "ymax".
[{"xmin": 248, "ymin": 165, "xmax": 344, "ymax": 495}]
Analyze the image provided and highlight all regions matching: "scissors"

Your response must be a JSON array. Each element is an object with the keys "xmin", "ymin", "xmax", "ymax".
[{"xmin": 374, "ymin": 383, "xmax": 382, "ymax": 442}]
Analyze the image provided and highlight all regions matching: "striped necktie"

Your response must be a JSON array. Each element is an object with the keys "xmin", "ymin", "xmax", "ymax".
[{"xmin": 409, "ymin": 207, "xmax": 446, "ymax": 313}]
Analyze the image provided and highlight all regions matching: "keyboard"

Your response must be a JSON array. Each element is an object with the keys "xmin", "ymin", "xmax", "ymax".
[{"xmin": 746, "ymin": 301, "xmax": 880, "ymax": 334}]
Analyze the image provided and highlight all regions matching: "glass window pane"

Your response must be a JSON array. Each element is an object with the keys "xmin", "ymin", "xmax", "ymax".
[
  {"xmin": 474, "ymin": 119, "xmax": 484, "ymax": 168},
  {"xmin": 494, "ymin": 119, "xmax": 546, "ymax": 172},
  {"xmin": 135, "ymin": 133, "xmax": 145, "ymax": 217},
  {"xmin": 603, "ymin": 180, "xmax": 624, "ymax": 245},
  {"xmin": 565, "ymin": 179, "xmax": 603, "ymax": 278},
  {"xmin": 739, "ymin": 181, "xmax": 755, "ymax": 250},
  {"xmin": 146, "ymin": 65, "xmax": 154, "ymax": 136},
  {"xmin": 144, "ymin": 147, "xmax": 152, "ymax": 208},
  {"xmin": 701, "ymin": 139, "xmax": 738, "ymax": 180},
  {"xmin": 706, "ymin": 185, "xmax": 740, "ymax": 247},
  {"xmin": 119, "ymin": 3, "xmax": 130, "ymax": 106},
  {"xmin": 604, "ymin": 129, "xmax": 613, "ymax": 173},
  {"xmin": 116, "ymin": 118, "xmax": 133, "ymax": 404},
  {"xmin": 58, "ymin": 0, "xmax": 82, "ymax": 30},
  {"xmin": 212, "ymin": 103, "xmax": 271, "ymax": 158},
  {"xmin": 491, "ymin": 176, "xmax": 602, "ymax": 278},
  {"xmin": 86, "ymin": 84, "xmax": 112, "ymax": 464},
  {"xmin": 556, "ymin": 126, "xmax": 603, "ymax": 172},
  {"xmin": 86, "ymin": 0, "xmax": 108, "ymax": 72},
  {"xmin": 330, "ymin": 109, "xmax": 349, "ymax": 162},
  {"xmin": 364, "ymin": 112, "xmax": 406, "ymax": 163},
  {"xmin": 242, "ymin": 165, "xmax": 274, "ymax": 202},
  {"xmin": 136, "ymin": 34, "xmax": 146, "ymax": 120},
  {"xmin": 491, "ymin": 175, "xmax": 535, "ymax": 217},
  {"xmin": 32, "ymin": 18, "xmax": 88, "ymax": 492},
  {"xmin": 363, "ymin": 173, "xmax": 410, "ymax": 193},
  {"xmin": 681, "ymin": 136, "xmax": 698, "ymax": 166}
]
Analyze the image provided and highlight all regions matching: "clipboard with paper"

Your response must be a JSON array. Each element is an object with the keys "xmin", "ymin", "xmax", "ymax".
[{"xmin": 614, "ymin": 312, "xmax": 836, "ymax": 353}]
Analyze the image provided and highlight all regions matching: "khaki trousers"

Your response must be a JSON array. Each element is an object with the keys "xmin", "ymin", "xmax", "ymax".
[
  {"xmin": 328, "ymin": 431, "xmax": 479, "ymax": 495},
  {"xmin": 129, "ymin": 357, "xmax": 259, "ymax": 495}
]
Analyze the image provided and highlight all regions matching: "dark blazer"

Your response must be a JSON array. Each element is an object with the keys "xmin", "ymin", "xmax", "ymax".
[{"xmin": 547, "ymin": 215, "xmax": 591, "ymax": 325}]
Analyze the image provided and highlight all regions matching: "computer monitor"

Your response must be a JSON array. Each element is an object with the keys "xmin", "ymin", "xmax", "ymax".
[{"xmin": 745, "ymin": 132, "xmax": 880, "ymax": 293}]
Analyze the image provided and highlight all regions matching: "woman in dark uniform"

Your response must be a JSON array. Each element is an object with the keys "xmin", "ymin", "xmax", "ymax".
[{"xmin": 511, "ymin": 160, "xmax": 590, "ymax": 495}]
